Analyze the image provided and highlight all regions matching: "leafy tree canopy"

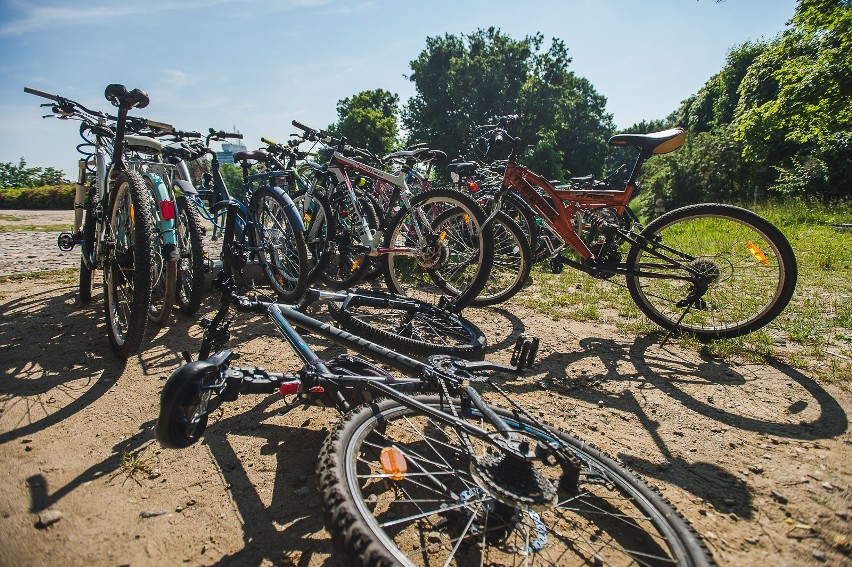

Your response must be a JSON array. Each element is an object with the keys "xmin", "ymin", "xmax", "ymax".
[
  {"xmin": 404, "ymin": 27, "xmax": 613, "ymax": 180},
  {"xmin": 0, "ymin": 158, "xmax": 67, "ymax": 188},
  {"xmin": 328, "ymin": 89, "xmax": 401, "ymax": 158}
]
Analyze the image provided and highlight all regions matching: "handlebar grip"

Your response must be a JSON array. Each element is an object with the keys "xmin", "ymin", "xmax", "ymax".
[
  {"xmin": 146, "ymin": 119, "xmax": 174, "ymax": 133},
  {"xmin": 223, "ymin": 132, "xmax": 243, "ymax": 139},
  {"xmin": 24, "ymin": 86, "xmax": 58, "ymax": 101},
  {"xmin": 260, "ymin": 137, "xmax": 277, "ymax": 146},
  {"xmin": 291, "ymin": 120, "xmax": 313, "ymax": 133}
]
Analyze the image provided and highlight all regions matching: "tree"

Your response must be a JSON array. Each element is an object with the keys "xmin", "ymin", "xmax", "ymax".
[
  {"xmin": 0, "ymin": 158, "xmax": 67, "ymax": 188},
  {"xmin": 404, "ymin": 28, "xmax": 613, "ymax": 180},
  {"xmin": 734, "ymin": 0, "xmax": 851, "ymax": 196},
  {"xmin": 328, "ymin": 89, "xmax": 400, "ymax": 157}
]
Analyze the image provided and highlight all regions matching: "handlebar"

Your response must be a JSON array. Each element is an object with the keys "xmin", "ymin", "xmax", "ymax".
[{"xmin": 24, "ymin": 86, "xmax": 58, "ymax": 101}]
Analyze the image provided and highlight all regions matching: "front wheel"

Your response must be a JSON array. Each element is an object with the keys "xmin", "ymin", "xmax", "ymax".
[
  {"xmin": 626, "ymin": 203, "xmax": 797, "ymax": 340},
  {"xmin": 174, "ymin": 195, "xmax": 206, "ymax": 315},
  {"xmin": 327, "ymin": 290, "xmax": 486, "ymax": 358},
  {"xmin": 318, "ymin": 396, "xmax": 713, "ymax": 567},
  {"xmin": 252, "ymin": 188, "xmax": 309, "ymax": 302},
  {"xmin": 382, "ymin": 188, "xmax": 493, "ymax": 309},
  {"xmin": 103, "ymin": 171, "xmax": 154, "ymax": 358},
  {"xmin": 469, "ymin": 210, "xmax": 531, "ymax": 306}
]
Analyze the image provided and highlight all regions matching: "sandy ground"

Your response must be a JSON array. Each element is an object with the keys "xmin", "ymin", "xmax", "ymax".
[{"xmin": 0, "ymin": 210, "xmax": 850, "ymax": 566}]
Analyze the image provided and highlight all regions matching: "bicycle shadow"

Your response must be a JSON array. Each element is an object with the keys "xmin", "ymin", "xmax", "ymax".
[
  {"xmin": 505, "ymin": 333, "xmax": 848, "ymax": 517},
  {"xmin": 0, "ymin": 284, "xmax": 127, "ymax": 445}
]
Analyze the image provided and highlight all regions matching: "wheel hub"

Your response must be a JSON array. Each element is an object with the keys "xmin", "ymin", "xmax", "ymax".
[
  {"xmin": 416, "ymin": 238, "xmax": 449, "ymax": 270},
  {"xmin": 689, "ymin": 257, "xmax": 722, "ymax": 285},
  {"xmin": 471, "ymin": 452, "xmax": 558, "ymax": 510}
]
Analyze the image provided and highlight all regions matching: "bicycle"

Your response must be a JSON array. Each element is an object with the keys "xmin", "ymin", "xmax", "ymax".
[
  {"xmin": 480, "ymin": 115, "xmax": 798, "ymax": 340},
  {"xmin": 291, "ymin": 121, "xmax": 495, "ymax": 310},
  {"xmin": 27, "ymin": 84, "xmax": 156, "ymax": 357},
  {"xmin": 154, "ymin": 200, "xmax": 713, "ymax": 566},
  {"xmin": 177, "ymin": 129, "xmax": 310, "ymax": 302}
]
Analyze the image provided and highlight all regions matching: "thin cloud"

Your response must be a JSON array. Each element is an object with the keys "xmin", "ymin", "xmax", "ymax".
[{"xmin": 0, "ymin": 0, "xmax": 331, "ymax": 36}]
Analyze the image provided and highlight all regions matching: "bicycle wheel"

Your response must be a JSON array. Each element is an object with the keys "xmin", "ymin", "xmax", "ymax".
[
  {"xmin": 174, "ymin": 195, "xmax": 206, "ymax": 315},
  {"xmin": 148, "ymin": 257, "xmax": 176, "ymax": 323},
  {"xmin": 155, "ymin": 361, "xmax": 217, "ymax": 449},
  {"xmin": 252, "ymin": 187, "xmax": 309, "ymax": 302},
  {"xmin": 103, "ymin": 171, "xmax": 154, "ymax": 358},
  {"xmin": 320, "ymin": 185, "xmax": 378, "ymax": 290},
  {"xmin": 626, "ymin": 203, "xmax": 797, "ymax": 340},
  {"xmin": 327, "ymin": 290, "xmax": 486, "ymax": 358},
  {"xmin": 467, "ymin": 210, "xmax": 531, "ymax": 306},
  {"xmin": 382, "ymin": 188, "xmax": 494, "ymax": 309},
  {"xmin": 78, "ymin": 187, "xmax": 96, "ymax": 303},
  {"xmin": 318, "ymin": 396, "xmax": 713, "ymax": 567},
  {"xmin": 290, "ymin": 189, "xmax": 335, "ymax": 283}
]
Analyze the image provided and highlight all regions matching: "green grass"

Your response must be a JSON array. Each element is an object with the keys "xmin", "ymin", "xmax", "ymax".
[
  {"xmin": 0, "ymin": 214, "xmax": 24, "ymax": 221},
  {"xmin": 0, "ymin": 224, "xmax": 72, "ymax": 232},
  {"xmin": 0, "ymin": 268, "xmax": 77, "ymax": 283},
  {"xmin": 511, "ymin": 198, "xmax": 852, "ymax": 387}
]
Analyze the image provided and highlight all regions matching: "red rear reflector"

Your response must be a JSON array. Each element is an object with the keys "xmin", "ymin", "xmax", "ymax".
[
  {"xmin": 160, "ymin": 200, "xmax": 176, "ymax": 220},
  {"xmin": 279, "ymin": 380, "xmax": 300, "ymax": 396},
  {"xmin": 309, "ymin": 385, "xmax": 325, "ymax": 394},
  {"xmin": 468, "ymin": 182, "xmax": 479, "ymax": 192}
]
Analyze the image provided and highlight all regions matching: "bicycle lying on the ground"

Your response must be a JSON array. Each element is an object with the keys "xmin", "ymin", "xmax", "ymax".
[
  {"xmin": 479, "ymin": 115, "xmax": 798, "ymax": 340},
  {"xmin": 155, "ymin": 200, "xmax": 714, "ymax": 566},
  {"xmin": 26, "ymin": 84, "xmax": 158, "ymax": 357}
]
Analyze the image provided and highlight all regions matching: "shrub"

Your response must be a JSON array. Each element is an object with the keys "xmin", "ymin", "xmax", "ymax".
[{"xmin": 0, "ymin": 184, "xmax": 75, "ymax": 209}]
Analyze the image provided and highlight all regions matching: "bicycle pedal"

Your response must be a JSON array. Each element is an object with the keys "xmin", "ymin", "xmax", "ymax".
[
  {"xmin": 510, "ymin": 333, "xmax": 540, "ymax": 372},
  {"xmin": 57, "ymin": 232, "xmax": 78, "ymax": 252}
]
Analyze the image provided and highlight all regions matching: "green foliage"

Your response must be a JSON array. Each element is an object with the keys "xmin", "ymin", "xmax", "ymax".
[
  {"xmin": 0, "ymin": 158, "xmax": 67, "ymax": 188},
  {"xmin": 218, "ymin": 163, "xmax": 245, "ymax": 201},
  {"xmin": 404, "ymin": 28, "xmax": 612, "ymax": 179},
  {"xmin": 328, "ymin": 89, "xmax": 400, "ymax": 157},
  {"xmin": 0, "ymin": 184, "xmax": 74, "ymax": 209}
]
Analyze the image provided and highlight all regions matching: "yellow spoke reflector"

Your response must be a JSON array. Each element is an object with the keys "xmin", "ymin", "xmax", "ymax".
[
  {"xmin": 464, "ymin": 213, "xmax": 470, "ymax": 224},
  {"xmin": 130, "ymin": 204, "xmax": 135, "ymax": 223},
  {"xmin": 350, "ymin": 257, "xmax": 362, "ymax": 272},
  {"xmin": 304, "ymin": 213, "xmax": 312, "ymax": 223},
  {"xmin": 439, "ymin": 231, "xmax": 447, "ymax": 241},
  {"xmin": 746, "ymin": 241, "xmax": 769, "ymax": 265},
  {"xmin": 380, "ymin": 446, "xmax": 407, "ymax": 481}
]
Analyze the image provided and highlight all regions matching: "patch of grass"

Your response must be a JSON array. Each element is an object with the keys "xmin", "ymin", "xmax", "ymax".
[
  {"xmin": 0, "ymin": 214, "xmax": 23, "ymax": 221},
  {"xmin": 0, "ymin": 268, "xmax": 77, "ymax": 283},
  {"xmin": 0, "ymin": 224, "xmax": 72, "ymax": 232},
  {"xmin": 110, "ymin": 450, "xmax": 154, "ymax": 486}
]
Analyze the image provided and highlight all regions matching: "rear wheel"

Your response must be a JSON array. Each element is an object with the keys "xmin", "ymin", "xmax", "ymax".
[
  {"xmin": 291, "ymin": 189, "xmax": 335, "ymax": 283},
  {"xmin": 382, "ymin": 188, "xmax": 493, "ymax": 309},
  {"xmin": 318, "ymin": 396, "xmax": 713, "ymax": 567},
  {"xmin": 174, "ymin": 195, "xmax": 206, "ymax": 315},
  {"xmin": 103, "ymin": 171, "xmax": 154, "ymax": 358},
  {"xmin": 252, "ymin": 188, "xmax": 309, "ymax": 302},
  {"xmin": 626, "ymin": 203, "xmax": 797, "ymax": 340},
  {"xmin": 468, "ymin": 210, "xmax": 531, "ymax": 306},
  {"xmin": 320, "ymin": 185, "xmax": 377, "ymax": 290},
  {"xmin": 78, "ymin": 187, "xmax": 96, "ymax": 303},
  {"xmin": 328, "ymin": 290, "xmax": 486, "ymax": 358}
]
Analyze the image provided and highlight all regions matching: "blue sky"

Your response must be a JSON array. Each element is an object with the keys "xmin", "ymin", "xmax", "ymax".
[{"xmin": 0, "ymin": 0, "xmax": 797, "ymax": 175}]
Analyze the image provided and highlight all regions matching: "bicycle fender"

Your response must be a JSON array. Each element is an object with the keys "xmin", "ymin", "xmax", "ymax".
[
  {"xmin": 142, "ymin": 172, "xmax": 177, "ymax": 246},
  {"xmin": 260, "ymin": 185, "xmax": 306, "ymax": 233}
]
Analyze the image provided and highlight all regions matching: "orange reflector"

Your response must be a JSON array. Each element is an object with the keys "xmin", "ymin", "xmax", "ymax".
[
  {"xmin": 468, "ymin": 181, "xmax": 479, "ymax": 192},
  {"xmin": 438, "ymin": 231, "xmax": 446, "ymax": 241},
  {"xmin": 463, "ymin": 214, "xmax": 470, "ymax": 224},
  {"xmin": 304, "ymin": 213, "xmax": 312, "ymax": 223},
  {"xmin": 746, "ymin": 241, "xmax": 769, "ymax": 265},
  {"xmin": 350, "ymin": 257, "xmax": 362, "ymax": 272},
  {"xmin": 130, "ymin": 204, "xmax": 135, "ymax": 223},
  {"xmin": 380, "ymin": 446, "xmax": 407, "ymax": 481}
]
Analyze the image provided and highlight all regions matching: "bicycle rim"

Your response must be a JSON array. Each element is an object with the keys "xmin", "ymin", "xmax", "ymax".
[
  {"xmin": 627, "ymin": 205, "xmax": 794, "ymax": 339},
  {"xmin": 255, "ymin": 190, "xmax": 308, "ymax": 300},
  {"xmin": 319, "ymin": 397, "xmax": 712, "ymax": 566}
]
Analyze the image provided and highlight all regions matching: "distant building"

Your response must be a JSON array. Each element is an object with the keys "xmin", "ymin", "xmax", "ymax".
[{"xmin": 216, "ymin": 141, "xmax": 247, "ymax": 164}]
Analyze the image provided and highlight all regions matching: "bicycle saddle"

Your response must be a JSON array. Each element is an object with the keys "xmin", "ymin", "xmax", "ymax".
[
  {"xmin": 233, "ymin": 149, "xmax": 268, "ymax": 163},
  {"xmin": 447, "ymin": 162, "xmax": 478, "ymax": 176},
  {"xmin": 608, "ymin": 128, "xmax": 685, "ymax": 155},
  {"xmin": 104, "ymin": 84, "xmax": 149, "ymax": 109}
]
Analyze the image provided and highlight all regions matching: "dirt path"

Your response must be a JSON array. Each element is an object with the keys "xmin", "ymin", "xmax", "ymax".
[
  {"xmin": 0, "ymin": 212, "xmax": 850, "ymax": 566},
  {"xmin": 0, "ymin": 209, "xmax": 77, "ymax": 276}
]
